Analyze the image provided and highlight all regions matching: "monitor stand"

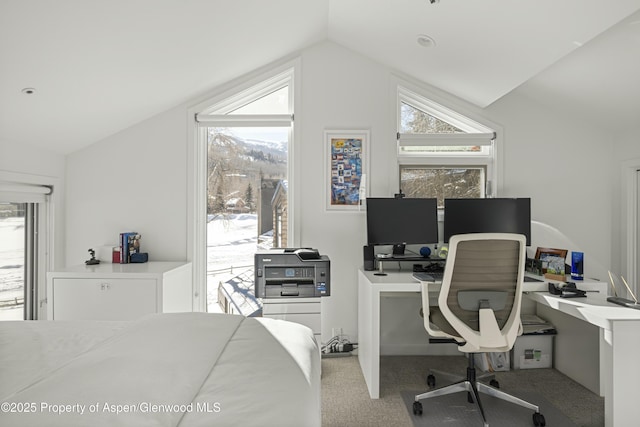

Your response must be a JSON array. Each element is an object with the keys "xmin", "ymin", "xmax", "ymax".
[
  {"xmin": 374, "ymin": 259, "xmax": 387, "ymax": 276},
  {"xmin": 392, "ymin": 243, "xmax": 406, "ymax": 256}
]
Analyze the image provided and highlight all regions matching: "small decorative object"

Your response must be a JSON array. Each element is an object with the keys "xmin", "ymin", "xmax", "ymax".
[
  {"xmin": 130, "ymin": 252, "xmax": 149, "ymax": 263},
  {"xmin": 571, "ymin": 251, "xmax": 584, "ymax": 280},
  {"xmin": 535, "ymin": 247, "xmax": 568, "ymax": 281},
  {"xmin": 437, "ymin": 245, "xmax": 449, "ymax": 259},
  {"xmin": 112, "ymin": 247, "xmax": 120, "ymax": 263},
  {"xmin": 85, "ymin": 248, "xmax": 100, "ymax": 265},
  {"xmin": 325, "ymin": 129, "xmax": 369, "ymax": 211},
  {"xmin": 419, "ymin": 246, "xmax": 431, "ymax": 257}
]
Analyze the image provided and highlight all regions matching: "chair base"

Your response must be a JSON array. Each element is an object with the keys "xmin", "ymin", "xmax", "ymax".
[
  {"xmin": 413, "ymin": 357, "xmax": 546, "ymax": 426},
  {"xmin": 427, "ymin": 366, "xmax": 496, "ymax": 386}
]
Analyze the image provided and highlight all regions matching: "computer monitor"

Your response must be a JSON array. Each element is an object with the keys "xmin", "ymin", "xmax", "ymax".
[
  {"xmin": 366, "ymin": 197, "xmax": 438, "ymax": 254},
  {"xmin": 443, "ymin": 198, "xmax": 531, "ymax": 245}
]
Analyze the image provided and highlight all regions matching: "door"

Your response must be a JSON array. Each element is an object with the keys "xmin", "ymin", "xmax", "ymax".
[{"xmin": 0, "ymin": 203, "xmax": 26, "ymax": 320}]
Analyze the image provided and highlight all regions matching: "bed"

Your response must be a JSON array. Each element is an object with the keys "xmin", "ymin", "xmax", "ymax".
[{"xmin": 0, "ymin": 312, "xmax": 321, "ymax": 426}]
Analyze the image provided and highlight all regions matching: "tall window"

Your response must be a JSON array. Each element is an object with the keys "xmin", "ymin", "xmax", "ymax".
[
  {"xmin": 194, "ymin": 68, "xmax": 294, "ymax": 313},
  {"xmin": 397, "ymin": 86, "xmax": 497, "ymax": 207}
]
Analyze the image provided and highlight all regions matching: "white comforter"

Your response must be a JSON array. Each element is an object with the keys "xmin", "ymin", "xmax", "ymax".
[{"xmin": 0, "ymin": 313, "xmax": 321, "ymax": 427}]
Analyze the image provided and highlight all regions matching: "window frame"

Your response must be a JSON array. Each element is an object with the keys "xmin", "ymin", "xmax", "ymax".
[
  {"xmin": 187, "ymin": 60, "xmax": 299, "ymax": 312},
  {"xmin": 394, "ymin": 81, "xmax": 502, "ymax": 200}
]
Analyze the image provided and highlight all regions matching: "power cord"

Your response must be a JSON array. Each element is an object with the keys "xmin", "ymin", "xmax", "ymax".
[{"xmin": 321, "ymin": 335, "xmax": 358, "ymax": 354}]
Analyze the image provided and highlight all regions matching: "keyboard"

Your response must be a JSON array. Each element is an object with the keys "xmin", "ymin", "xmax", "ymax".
[{"xmin": 412, "ymin": 271, "xmax": 444, "ymax": 282}]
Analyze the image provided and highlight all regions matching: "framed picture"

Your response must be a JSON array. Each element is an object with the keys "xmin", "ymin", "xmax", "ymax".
[
  {"xmin": 535, "ymin": 247, "xmax": 568, "ymax": 278},
  {"xmin": 325, "ymin": 129, "xmax": 369, "ymax": 211}
]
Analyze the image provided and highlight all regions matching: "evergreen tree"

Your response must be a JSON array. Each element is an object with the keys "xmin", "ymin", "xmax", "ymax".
[{"xmin": 244, "ymin": 183, "xmax": 254, "ymax": 212}]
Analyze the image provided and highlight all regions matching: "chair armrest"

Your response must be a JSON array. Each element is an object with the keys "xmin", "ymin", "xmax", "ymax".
[{"xmin": 420, "ymin": 281, "xmax": 455, "ymax": 339}]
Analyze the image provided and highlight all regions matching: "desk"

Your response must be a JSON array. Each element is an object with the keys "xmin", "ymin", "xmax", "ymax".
[
  {"xmin": 526, "ymin": 292, "xmax": 640, "ymax": 427},
  {"xmin": 357, "ymin": 268, "xmax": 634, "ymax": 427}
]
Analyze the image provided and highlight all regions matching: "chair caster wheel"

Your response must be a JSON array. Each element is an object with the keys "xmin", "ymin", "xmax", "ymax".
[
  {"xmin": 489, "ymin": 379, "xmax": 500, "ymax": 388},
  {"xmin": 427, "ymin": 374, "xmax": 436, "ymax": 388},
  {"xmin": 533, "ymin": 412, "xmax": 546, "ymax": 426},
  {"xmin": 413, "ymin": 401, "xmax": 423, "ymax": 415}
]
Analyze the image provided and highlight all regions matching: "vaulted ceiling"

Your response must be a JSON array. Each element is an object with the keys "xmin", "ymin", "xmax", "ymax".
[{"xmin": 2, "ymin": 0, "xmax": 639, "ymax": 154}]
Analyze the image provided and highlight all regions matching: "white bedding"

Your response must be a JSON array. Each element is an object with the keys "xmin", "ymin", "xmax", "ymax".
[{"xmin": 0, "ymin": 313, "xmax": 321, "ymax": 427}]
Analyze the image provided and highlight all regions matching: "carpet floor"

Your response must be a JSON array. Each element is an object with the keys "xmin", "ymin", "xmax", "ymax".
[{"xmin": 321, "ymin": 355, "xmax": 604, "ymax": 427}]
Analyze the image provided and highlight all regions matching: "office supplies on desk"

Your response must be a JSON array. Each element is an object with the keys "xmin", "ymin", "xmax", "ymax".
[
  {"xmin": 548, "ymin": 282, "xmax": 586, "ymax": 298},
  {"xmin": 606, "ymin": 296, "xmax": 640, "ymax": 310},
  {"xmin": 606, "ymin": 270, "xmax": 640, "ymax": 309}
]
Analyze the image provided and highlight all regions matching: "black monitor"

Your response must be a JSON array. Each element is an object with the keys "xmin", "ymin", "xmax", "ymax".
[
  {"xmin": 443, "ymin": 198, "xmax": 531, "ymax": 245},
  {"xmin": 366, "ymin": 197, "xmax": 438, "ymax": 254}
]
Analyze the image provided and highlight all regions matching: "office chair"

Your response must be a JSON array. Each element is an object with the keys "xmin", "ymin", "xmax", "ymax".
[{"xmin": 413, "ymin": 233, "xmax": 546, "ymax": 427}]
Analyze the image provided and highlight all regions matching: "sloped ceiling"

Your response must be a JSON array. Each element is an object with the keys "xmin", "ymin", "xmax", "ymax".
[{"xmin": 1, "ymin": 0, "xmax": 639, "ymax": 155}]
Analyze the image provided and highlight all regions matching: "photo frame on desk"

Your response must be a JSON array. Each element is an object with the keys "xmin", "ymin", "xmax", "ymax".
[
  {"xmin": 535, "ymin": 247, "xmax": 568, "ymax": 280},
  {"xmin": 324, "ymin": 129, "xmax": 369, "ymax": 211}
]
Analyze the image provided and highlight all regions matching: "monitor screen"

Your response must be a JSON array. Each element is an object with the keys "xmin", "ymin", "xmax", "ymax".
[
  {"xmin": 443, "ymin": 198, "xmax": 531, "ymax": 245},
  {"xmin": 366, "ymin": 198, "xmax": 438, "ymax": 248}
]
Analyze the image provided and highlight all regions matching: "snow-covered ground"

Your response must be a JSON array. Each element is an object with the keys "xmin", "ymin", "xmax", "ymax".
[
  {"xmin": 206, "ymin": 213, "xmax": 263, "ymax": 313},
  {"xmin": 0, "ymin": 217, "xmax": 25, "ymax": 320},
  {"xmin": 0, "ymin": 214, "xmax": 262, "ymax": 318}
]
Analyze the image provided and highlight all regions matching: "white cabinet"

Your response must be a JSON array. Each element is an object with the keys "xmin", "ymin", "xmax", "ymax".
[
  {"xmin": 47, "ymin": 262, "xmax": 192, "ymax": 320},
  {"xmin": 262, "ymin": 297, "xmax": 321, "ymax": 339}
]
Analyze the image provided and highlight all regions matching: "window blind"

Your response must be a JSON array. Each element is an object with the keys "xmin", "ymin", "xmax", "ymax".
[
  {"xmin": 397, "ymin": 132, "xmax": 496, "ymax": 147},
  {"xmin": 0, "ymin": 183, "xmax": 52, "ymax": 203},
  {"xmin": 195, "ymin": 114, "xmax": 293, "ymax": 128}
]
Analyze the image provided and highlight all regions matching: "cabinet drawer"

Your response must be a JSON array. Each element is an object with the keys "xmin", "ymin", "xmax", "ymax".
[
  {"xmin": 51, "ymin": 278, "xmax": 157, "ymax": 321},
  {"xmin": 262, "ymin": 301, "xmax": 321, "ymax": 315},
  {"xmin": 264, "ymin": 313, "xmax": 321, "ymax": 334}
]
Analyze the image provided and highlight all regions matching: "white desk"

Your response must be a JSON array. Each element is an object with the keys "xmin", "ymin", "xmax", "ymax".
[
  {"xmin": 357, "ymin": 268, "xmax": 636, "ymax": 427},
  {"xmin": 525, "ymin": 291, "xmax": 640, "ymax": 427}
]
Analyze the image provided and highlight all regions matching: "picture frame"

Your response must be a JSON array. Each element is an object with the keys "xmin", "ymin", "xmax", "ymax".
[
  {"xmin": 324, "ymin": 129, "xmax": 369, "ymax": 211},
  {"xmin": 535, "ymin": 247, "xmax": 568, "ymax": 280}
]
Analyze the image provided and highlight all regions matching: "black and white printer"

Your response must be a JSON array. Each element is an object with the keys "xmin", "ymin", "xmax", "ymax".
[
  {"xmin": 254, "ymin": 248, "xmax": 330, "ymax": 298},
  {"xmin": 254, "ymin": 248, "xmax": 330, "ymax": 341}
]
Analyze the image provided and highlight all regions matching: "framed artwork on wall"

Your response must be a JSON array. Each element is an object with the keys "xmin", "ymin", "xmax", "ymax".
[{"xmin": 324, "ymin": 129, "xmax": 369, "ymax": 211}]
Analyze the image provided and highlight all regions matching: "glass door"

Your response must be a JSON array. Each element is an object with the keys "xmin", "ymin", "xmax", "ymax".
[
  {"xmin": 0, "ymin": 203, "xmax": 26, "ymax": 320},
  {"xmin": 206, "ymin": 126, "xmax": 288, "ymax": 314}
]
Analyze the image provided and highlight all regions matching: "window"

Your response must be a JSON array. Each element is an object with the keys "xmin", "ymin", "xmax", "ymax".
[
  {"xmin": 397, "ymin": 86, "xmax": 497, "ymax": 207},
  {"xmin": 0, "ymin": 177, "xmax": 53, "ymax": 320},
  {"xmin": 192, "ymin": 66, "xmax": 295, "ymax": 313}
]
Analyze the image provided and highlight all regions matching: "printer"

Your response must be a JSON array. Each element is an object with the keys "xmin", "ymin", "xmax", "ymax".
[{"xmin": 254, "ymin": 248, "xmax": 330, "ymax": 298}]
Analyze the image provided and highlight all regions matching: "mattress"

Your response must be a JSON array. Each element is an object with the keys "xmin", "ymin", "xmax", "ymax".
[{"xmin": 0, "ymin": 312, "xmax": 321, "ymax": 427}]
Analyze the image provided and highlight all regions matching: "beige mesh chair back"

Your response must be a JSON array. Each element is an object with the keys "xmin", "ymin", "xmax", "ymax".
[{"xmin": 422, "ymin": 233, "xmax": 526, "ymax": 353}]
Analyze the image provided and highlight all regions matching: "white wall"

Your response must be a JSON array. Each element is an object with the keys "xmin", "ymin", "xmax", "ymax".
[
  {"xmin": 486, "ymin": 91, "xmax": 614, "ymax": 281},
  {"xmin": 64, "ymin": 40, "xmax": 617, "ymax": 342},
  {"xmin": 299, "ymin": 42, "xmax": 393, "ymax": 342},
  {"xmin": 65, "ymin": 105, "xmax": 188, "ymax": 265}
]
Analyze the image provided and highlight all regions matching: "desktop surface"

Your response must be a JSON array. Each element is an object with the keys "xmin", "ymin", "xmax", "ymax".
[{"xmin": 358, "ymin": 267, "xmax": 637, "ymax": 427}]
